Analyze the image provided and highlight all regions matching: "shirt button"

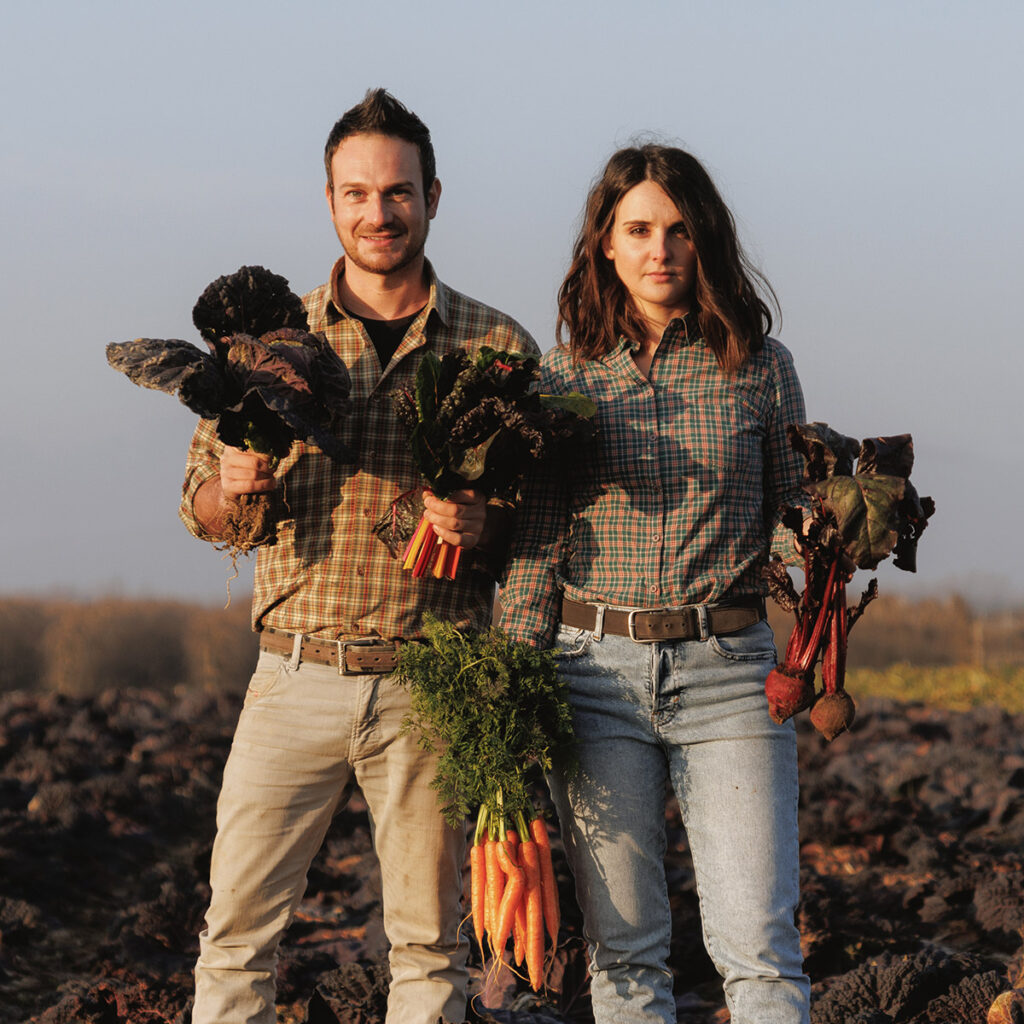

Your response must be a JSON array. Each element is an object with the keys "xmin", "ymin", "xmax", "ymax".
[
  {"xmin": 363, "ymin": 508, "xmax": 372, "ymax": 517},
  {"xmin": 649, "ymin": 585, "xmax": 658, "ymax": 594},
  {"xmin": 653, "ymin": 533, "xmax": 661, "ymax": 542},
  {"xmin": 356, "ymin": 566, "xmax": 365, "ymax": 577}
]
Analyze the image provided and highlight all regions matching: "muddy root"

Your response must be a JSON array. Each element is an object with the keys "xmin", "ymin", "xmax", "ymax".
[{"xmin": 219, "ymin": 492, "xmax": 278, "ymax": 555}]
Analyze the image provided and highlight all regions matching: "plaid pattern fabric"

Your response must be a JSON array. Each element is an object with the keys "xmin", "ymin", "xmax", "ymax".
[
  {"xmin": 499, "ymin": 317, "xmax": 808, "ymax": 648},
  {"xmin": 180, "ymin": 258, "xmax": 538, "ymax": 640}
]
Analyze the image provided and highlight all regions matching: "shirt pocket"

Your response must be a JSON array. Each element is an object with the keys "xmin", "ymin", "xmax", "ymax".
[{"xmin": 680, "ymin": 394, "xmax": 763, "ymax": 475}]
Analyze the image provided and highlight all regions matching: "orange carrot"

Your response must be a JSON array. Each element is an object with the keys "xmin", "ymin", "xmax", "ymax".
[
  {"xmin": 529, "ymin": 814, "xmax": 560, "ymax": 946},
  {"xmin": 470, "ymin": 841, "xmax": 486, "ymax": 953},
  {"xmin": 492, "ymin": 838, "xmax": 525, "ymax": 956},
  {"xmin": 520, "ymin": 837, "xmax": 544, "ymax": 991},
  {"xmin": 484, "ymin": 837, "xmax": 503, "ymax": 949},
  {"xmin": 505, "ymin": 829, "xmax": 524, "ymax": 965},
  {"xmin": 513, "ymin": 893, "xmax": 527, "ymax": 965}
]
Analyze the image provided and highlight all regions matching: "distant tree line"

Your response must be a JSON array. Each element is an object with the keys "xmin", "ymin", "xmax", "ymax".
[
  {"xmin": 0, "ymin": 592, "xmax": 1021, "ymax": 696},
  {"xmin": 0, "ymin": 596, "xmax": 257, "ymax": 695}
]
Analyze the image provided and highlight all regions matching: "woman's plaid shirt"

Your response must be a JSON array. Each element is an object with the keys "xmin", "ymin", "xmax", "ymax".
[
  {"xmin": 500, "ymin": 318, "xmax": 808, "ymax": 648},
  {"xmin": 179, "ymin": 259, "xmax": 538, "ymax": 640}
]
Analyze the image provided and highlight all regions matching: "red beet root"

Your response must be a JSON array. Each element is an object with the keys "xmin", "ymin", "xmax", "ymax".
[
  {"xmin": 810, "ymin": 690, "xmax": 857, "ymax": 741},
  {"xmin": 765, "ymin": 666, "xmax": 816, "ymax": 724}
]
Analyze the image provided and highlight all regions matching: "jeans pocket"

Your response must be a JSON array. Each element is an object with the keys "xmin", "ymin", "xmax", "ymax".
[
  {"xmin": 554, "ymin": 625, "xmax": 592, "ymax": 660},
  {"xmin": 707, "ymin": 620, "xmax": 778, "ymax": 662},
  {"xmin": 243, "ymin": 651, "xmax": 290, "ymax": 706}
]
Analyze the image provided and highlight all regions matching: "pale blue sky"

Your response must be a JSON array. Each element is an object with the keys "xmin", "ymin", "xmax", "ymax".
[{"xmin": 3, "ymin": 0, "xmax": 1021, "ymax": 606}]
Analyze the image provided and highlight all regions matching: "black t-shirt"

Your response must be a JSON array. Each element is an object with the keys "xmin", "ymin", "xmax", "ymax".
[{"xmin": 346, "ymin": 307, "xmax": 424, "ymax": 368}]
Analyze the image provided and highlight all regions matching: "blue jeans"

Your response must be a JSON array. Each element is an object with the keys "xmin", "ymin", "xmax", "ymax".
[{"xmin": 549, "ymin": 620, "xmax": 810, "ymax": 1024}]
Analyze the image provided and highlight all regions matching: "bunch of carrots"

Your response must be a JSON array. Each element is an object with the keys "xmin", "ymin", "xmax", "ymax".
[
  {"xmin": 394, "ymin": 615, "xmax": 576, "ymax": 993},
  {"xmin": 469, "ymin": 804, "xmax": 559, "ymax": 991}
]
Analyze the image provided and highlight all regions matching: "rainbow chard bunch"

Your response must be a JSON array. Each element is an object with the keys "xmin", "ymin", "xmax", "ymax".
[
  {"xmin": 763, "ymin": 423, "xmax": 935, "ymax": 740},
  {"xmin": 375, "ymin": 347, "xmax": 596, "ymax": 579},
  {"xmin": 106, "ymin": 266, "xmax": 353, "ymax": 557}
]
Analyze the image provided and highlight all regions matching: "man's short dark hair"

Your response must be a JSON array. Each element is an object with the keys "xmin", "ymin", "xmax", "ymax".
[{"xmin": 324, "ymin": 88, "xmax": 436, "ymax": 193}]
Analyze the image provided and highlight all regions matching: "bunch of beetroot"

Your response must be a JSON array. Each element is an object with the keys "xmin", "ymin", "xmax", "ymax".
[
  {"xmin": 763, "ymin": 423, "xmax": 935, "ymax": 740},
  {"xmin": 106, "ymin": 265, "xmax": 352, "ymax": 556}
]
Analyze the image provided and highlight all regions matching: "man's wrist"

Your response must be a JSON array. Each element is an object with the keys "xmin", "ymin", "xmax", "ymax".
[{"xmin": 194, "ymin": 475, "xmax": 231, "ymax": 538}]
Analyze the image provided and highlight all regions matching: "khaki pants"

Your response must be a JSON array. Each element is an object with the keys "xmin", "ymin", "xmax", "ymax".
[{"xmin": 192, "ymin": 651, "xmax": 468, "ymax": 1024}]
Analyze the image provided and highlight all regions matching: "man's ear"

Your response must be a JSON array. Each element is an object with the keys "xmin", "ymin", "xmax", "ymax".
[
  {"xmin": 427, "ymin": 178, "xmax": 441, "ymax": 220},
  {"xmin": 325, "ymin": 179, "xmax": 334, "ymax": 214}
]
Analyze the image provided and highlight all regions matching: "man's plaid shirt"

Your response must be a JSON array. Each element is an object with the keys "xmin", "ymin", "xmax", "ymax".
[
  {"xmin": 500, "ymin": 317, "xmax": 808, "ymax": 648},
  {"xmin": 180, "ymin": 258, "xmax": 538, "ymax": 640}
]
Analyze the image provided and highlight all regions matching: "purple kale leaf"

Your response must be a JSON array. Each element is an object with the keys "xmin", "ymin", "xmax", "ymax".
[{"xmin": 106, "ymin": 266, "xmax": 353, "ymax": 463}]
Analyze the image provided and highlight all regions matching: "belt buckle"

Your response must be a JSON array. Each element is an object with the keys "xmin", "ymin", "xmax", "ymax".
[
  {"xmin": 627, "ymin": 606, "xmax": 706, "ymax": 643},
  {"xmin": 337, "ymin": 638, "xmax": 379, "ymax": 676},
  {"xmin": 626, "ymin": 609, "xmax": 661, "ymax": 644}
]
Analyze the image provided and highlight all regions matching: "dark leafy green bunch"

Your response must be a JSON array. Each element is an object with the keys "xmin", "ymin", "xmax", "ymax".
[
  {"xmin": 396, "ymin": 614, "xmax": 577, "ymax": 828},
  {"xmin": 785, "ymin": 423, "xmax": 935, "ymax": 573},
  {"xmin": 763, "ymin": 422, "xmax": 936, "ymax": 739},
  {"xmin": 191, "ymin": 264, "xmax": 310, "ymax": 347},
  {"xmin": 393, "ymin": 347, "xmax": 596, "ymax": 501},
  {"xmin": 106, "ymin": 265, "xmax": 353, "ymax": 464}
]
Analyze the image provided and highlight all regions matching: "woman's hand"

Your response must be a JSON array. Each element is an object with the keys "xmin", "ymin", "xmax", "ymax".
[
  {"xmin": 422, "ymin": 488, "xmax": 487, "ymax": 548},
  {"xmin": 797, "ymin": 515, "xmax": 855, "ymax": 579}
]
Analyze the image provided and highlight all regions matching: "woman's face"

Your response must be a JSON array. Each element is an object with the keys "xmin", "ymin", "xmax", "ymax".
[{"xmin": 601, "ymin": 180, "xmax": 697, "ymax": 326}]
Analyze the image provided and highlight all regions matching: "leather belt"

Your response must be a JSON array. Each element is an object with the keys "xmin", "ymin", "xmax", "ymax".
[
  {"xmin": 561, "ymin": 595, "xmax": 765, "ymax": 643},
  {"xmin": 258, "ymin": 627, "xmax": 400, "ymax": 674}
]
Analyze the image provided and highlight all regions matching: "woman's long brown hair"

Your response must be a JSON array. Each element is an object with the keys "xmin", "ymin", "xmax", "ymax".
[{"xmin": 556, "ymin": 144, "xmax": 777, "ymax": 372}]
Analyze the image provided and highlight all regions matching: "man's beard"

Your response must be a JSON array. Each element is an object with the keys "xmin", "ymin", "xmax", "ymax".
[{"xmin": 343, "ymin": 224, "xmax": 429, "ymax": 276}]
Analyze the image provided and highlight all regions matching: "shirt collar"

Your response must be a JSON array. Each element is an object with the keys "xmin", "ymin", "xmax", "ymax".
[
  {"xmin": 325, "ymin": 256, "xmax": 449, "ymax": 328},
  {"xmin": 612, "ymin": 310, "xmax": 700, "ymax": 358}
]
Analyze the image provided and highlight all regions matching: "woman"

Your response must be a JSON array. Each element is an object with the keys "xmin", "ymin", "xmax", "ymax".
[{"xmin": 500, "ymin": 144, "xmax": 811, "ymax": 1023}]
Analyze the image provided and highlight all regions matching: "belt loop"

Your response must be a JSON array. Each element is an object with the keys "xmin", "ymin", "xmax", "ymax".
[
  {"xmin": 288, "ymin": 632, "xmax": 303, "ymax": 670},
  {"xmin": 696, "ymin": 605, "xmax": 709, "ymax": 641},
  {"xmin": 591, "ymin": 603, "xmax": 606, "ymax": 642}
]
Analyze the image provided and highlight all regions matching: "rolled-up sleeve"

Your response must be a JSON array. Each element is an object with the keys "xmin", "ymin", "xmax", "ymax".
[
  {"xmin": 764, "ymin": 341, "xmax": 809, "ymax": 566},
  {"xmin": 498, "ymin": 363, "xmax": 575, "ymax": 648},
  {"xmin": 179, "ymin": 418, "xmax": 224, "ymax": 542}
]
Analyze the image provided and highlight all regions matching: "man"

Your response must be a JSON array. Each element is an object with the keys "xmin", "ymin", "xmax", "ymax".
[{"xmin": 180, "ymin": 88, "xmax": 538, "ymax": 1024}]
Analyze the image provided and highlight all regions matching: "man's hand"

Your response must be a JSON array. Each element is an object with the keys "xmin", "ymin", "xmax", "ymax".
[
  {"xmin": 194, "ymin": 446, "xmax": 276, "ymax": 536},
  {"xmin": 422, "ymin": 489, "xmax": 487, "ymax": 549},
  {"xmin": 219, "ymin": 446, "xmax": 276, "ymax": 497}
]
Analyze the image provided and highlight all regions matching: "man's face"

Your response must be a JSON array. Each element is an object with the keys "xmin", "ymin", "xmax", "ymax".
[{"xmin": 326, "ymin": 133, "xmax": 440, "ymax": 277}]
